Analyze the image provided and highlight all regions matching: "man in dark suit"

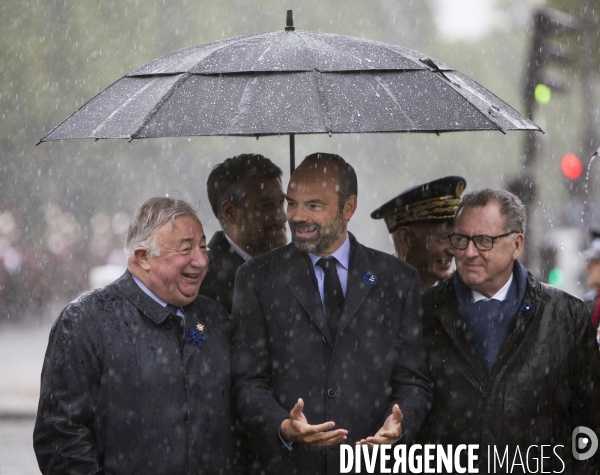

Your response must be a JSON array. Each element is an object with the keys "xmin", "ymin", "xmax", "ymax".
[
  {"xmin": 231, "ymin": 153, "xmax": 431, "ymax": 475},
  {"xmin": 371, "ymin": 176, "xmax": 466, "ymax": 291},
  {"xmin": 34, "ymin": 197, "xmax": 237, "ymax": 475},
  {"xmin": 418, "ymin": 189, "xmax": 600, "ymax": 473},
  {"xmin": 199, "ymin": 154, "xmax": 286, "ymax": 313}
]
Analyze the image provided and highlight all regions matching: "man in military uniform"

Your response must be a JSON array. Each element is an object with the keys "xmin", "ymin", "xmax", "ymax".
[
  {"xmin": 199, "ymin": 154, "xmax": 287, "ymax": 313},
  {"xmin": 371, "ymin": 176, "xmax": 466, "ymax": 291}
]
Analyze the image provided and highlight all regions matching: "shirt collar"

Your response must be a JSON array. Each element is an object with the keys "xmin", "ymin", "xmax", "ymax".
[
  {"xmin": 308, "ymin": 234, "xmax": 351, "ymax": 269},
  {"xmin": 224, "ymin": 234, "xmax": 253, "ymax": 262},
  {"xmin": 132, "ymin": 274, "xmax": 169, "ymax": 307},
  {"xmin": 472, "ymin": 272, "xmax": 514, "ymax": 303}
]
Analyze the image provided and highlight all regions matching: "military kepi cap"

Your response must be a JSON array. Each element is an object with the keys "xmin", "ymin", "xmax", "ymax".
[{"xmin": 371, "ymin": 176, "xmax": 467, "ymax": 233}]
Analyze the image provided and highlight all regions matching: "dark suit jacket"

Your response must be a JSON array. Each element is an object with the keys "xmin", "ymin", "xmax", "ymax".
[
  {"xmin": 231, "ymin": 234, "xmax": 432, "ymax": 475},
  {"xmin": 34, "ymin": 271, "xmax": 237, "ymax": 475},
  {"xmin": 199, "ymin": 231, "xmax": 246, "ymax": 314}
]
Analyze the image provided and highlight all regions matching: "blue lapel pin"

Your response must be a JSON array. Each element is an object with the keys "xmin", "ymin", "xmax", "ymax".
[
  {"xmin": 186, "ymin": 323, "xmax": 205, "ymax": 346},
  {"xmin": 520, "ymin": 304, "xmax": 535, "ymax": 316},
  {"xmin": 363, "ymin": 272, "xmax": 377, "ymax": 286}
]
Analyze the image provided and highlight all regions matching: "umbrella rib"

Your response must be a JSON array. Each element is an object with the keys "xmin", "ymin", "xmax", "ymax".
[
  {"xmin": 427, "ymin": 71, "xmax": 509, "ymax": 132},
  {"xmin": 301, "ymin": 32, "xmax": 374, "ymax": 70},
  {"xmin": 371, "ymin": 74, "xmax": 417, "ymax": 129},
  {"xmin": 185, "ymin": 33, "xmax": 276, "ymax": 73},
  {"xmin": 364, "ymin": 42, "xmax": 425, "ymax": 69},
  {"xmin": 311, "ymin": 69, "xmax": 333, "ymax": 133},
  {"xmin": 301, "ymin": 33, "xmax": 428, "ymax": 72},
  {"xmin": 89, "ymin": 79, "xmax": 166, "ymax": 138},
  {"xmin": 129, "ymin": 73, "xmax": 192, "ymax": 140},
  {"xmin": 249, "ymin": 34, "xmax": 283, "ymax": 71},
  {"xmin": 226, "ymin": 75, "xmax": 259, "ymax": 134},
  {"xmin": 39, "ymin": 76, "xmax": 128, "ymax": 143},
  {"xmin": 293, "ymin": 35, "xmax": 333, "ymax": 132},
  {"xmin": 133, "ymin": 33, "xmax": 274, "ymax": 75}
]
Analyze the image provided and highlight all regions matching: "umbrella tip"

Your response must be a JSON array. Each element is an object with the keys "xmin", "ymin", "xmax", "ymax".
[{"xmin": 285, "ymin": 10, "xmax": 295, "ymax": 31}]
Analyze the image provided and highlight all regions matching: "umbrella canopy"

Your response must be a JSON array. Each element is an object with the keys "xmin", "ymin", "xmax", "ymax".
[{"xmin": 39, "ymin": 12, "xmax": 540, "ymax": 170}]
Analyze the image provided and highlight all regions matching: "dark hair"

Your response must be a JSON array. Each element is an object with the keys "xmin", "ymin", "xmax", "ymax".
[
  {"xmin": 457, "ymin": 188, "xmax": 527, "ymax": 234},
  {"xmin": 124, "ymin": 197, "xmax": 200, "ymax": 257},
  {"xmin": 206, "ymin": 154, "xmax": 283, "ymax": 227},
  {"xmin": 299, "ymin": 153, "xmax": 358, "ymax": 209}
]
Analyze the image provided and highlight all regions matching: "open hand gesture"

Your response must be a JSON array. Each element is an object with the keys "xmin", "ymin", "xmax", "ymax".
[
  {"xmin": 280, "ymin": 398, "xmax": 348, "ymax": 447},
  {"xmin": 356, "ymin": 404, "xmax": 403, "ymax": 447}
]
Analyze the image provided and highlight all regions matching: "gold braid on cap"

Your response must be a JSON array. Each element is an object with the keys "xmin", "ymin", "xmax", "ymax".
[{"xmin": 385, "ymin": 195, "xmax": 461, "ymax": 233}]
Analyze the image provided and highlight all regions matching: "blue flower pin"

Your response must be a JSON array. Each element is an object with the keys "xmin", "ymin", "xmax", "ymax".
[
  {"xmin": 520, "ymin": 304, "xmax": 535, "ymax": 316},
  {"xmin": 186, "ymin": 323, "xmax": 205, "ymax": 347},
  {"xmin": 363, "ymin": 272, "xmax": 378, "ymax": 286}
]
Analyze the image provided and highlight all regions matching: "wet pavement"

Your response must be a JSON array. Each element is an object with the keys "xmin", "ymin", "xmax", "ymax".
[
  {"xmin": 0, "ymin": 417, "xmax": 39, "ymax": 475},
  {"xmin": 1, "ymin": 317, "xmax": 53, "ymax": 475}
]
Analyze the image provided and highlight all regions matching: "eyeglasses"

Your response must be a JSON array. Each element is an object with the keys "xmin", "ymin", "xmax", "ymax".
[{"xmin": 448, "ymin": 231, "xmax": 518, "ymax": 251}]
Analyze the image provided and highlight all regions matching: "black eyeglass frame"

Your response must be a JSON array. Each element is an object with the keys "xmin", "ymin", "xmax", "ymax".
[{"xmin": 448, "ymin": 231, "xmax": 519, "ymax": 251}]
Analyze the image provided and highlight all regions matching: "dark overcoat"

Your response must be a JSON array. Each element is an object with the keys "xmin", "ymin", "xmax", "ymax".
[
  {"xmin": 231, "ymin": 234, "xmax": 432, "ymax": 475},
  {"xmin": 417, "ymin": 272, "xmax": 600, "ymax": 474},
  {"xmin": 34, "ymin": 271, "xmax": 237, "ymax": 475},
  {"xmin": 199, "ymin": 231, "xmax": 245, "ymax": 314}
]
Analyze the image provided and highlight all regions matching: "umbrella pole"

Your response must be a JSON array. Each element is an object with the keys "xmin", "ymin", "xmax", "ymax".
[{"xmin": 289, "ymin": 133, "xmax": 295, "ymax": 174}]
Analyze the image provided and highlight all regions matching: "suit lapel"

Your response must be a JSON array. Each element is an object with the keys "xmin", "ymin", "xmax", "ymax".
[
  {"xmin": 276, "ymin": 245, "xmax": 333, "ymax": 343},
  {"xmin": 208, "ymin": 231, "xmax": 245, "ymax": 269},
  {"xmin": 336, "ymin": 238, "xmax": 376, "ymax": 339},
  {"xmin": 434, "ymin": 285, "xmax": 489, "ymax": 384},
  {"xmin": 492, "ymin": 276, "xmax": 549, "ymax": 376}
]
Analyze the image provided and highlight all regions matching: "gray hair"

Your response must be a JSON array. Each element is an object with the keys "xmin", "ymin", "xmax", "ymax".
[
  {"xmin": 124, "ymin": 197, "xmax": 201, "ymax": 257},
  {"xmin": 457, "ymin": 188, "xmax": 527, "ymax": 234}
]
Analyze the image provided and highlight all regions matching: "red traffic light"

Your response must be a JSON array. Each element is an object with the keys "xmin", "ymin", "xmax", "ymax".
[{"xmin": 561, "ymin": 153, "xmax": 583, "ymax": 179}]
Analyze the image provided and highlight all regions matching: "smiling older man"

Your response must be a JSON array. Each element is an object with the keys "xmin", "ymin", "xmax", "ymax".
[
  {"xmin": 34, "ymin": 197, "xmax": 237, "ymax": 475},
  {"xmin": 418, "ymin": 188, "xmax": 600, "ymax": 473}
]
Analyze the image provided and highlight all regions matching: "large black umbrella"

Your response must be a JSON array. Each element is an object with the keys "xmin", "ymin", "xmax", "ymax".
[{"xmin": 39, "ymin": 11, "xmax": 540, "ymax": 172}]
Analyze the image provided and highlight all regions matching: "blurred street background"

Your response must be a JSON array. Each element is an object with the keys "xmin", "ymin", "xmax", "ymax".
[{"xmin": 1, "ymin": 0, "xmax": 598, "ymax": 472}]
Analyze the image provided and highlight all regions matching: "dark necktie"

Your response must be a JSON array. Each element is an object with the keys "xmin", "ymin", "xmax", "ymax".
[{"xmin": 316, "ymin": 257, "xmax": 344, "ymax": 338}]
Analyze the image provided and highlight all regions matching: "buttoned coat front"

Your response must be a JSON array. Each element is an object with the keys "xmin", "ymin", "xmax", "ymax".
[
  {"xmin": 231, "ymin": 235, "xmax": 432, "ymax": 475},
  {"xmin": 34, "ymin": 271, "xmax": 237, "ymax": 475}
]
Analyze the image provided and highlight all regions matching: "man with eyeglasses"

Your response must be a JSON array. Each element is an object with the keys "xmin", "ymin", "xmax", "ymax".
[
  {"xmin": 417, "ymin": 188, "xmax": 600, "ymax": 473},
  {"xmin": 371, "ymin": 176, "xmax": 466, "ymax": 291}
]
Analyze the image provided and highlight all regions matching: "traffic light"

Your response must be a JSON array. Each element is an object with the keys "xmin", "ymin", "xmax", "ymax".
[
  {"xmin": 517, "ymin": 7, "xmax": 582, "ymax": 237},
  {"xmin": 523, "ymin": 7, "xmax": 579, "ymax": 117},
  {"xmin": 560, "ymin": 151, "xmax": 585, "ymax": 226},
  {"xmin": 561, "ymin": 153, "xmax": 583, "ymax": 180}
]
